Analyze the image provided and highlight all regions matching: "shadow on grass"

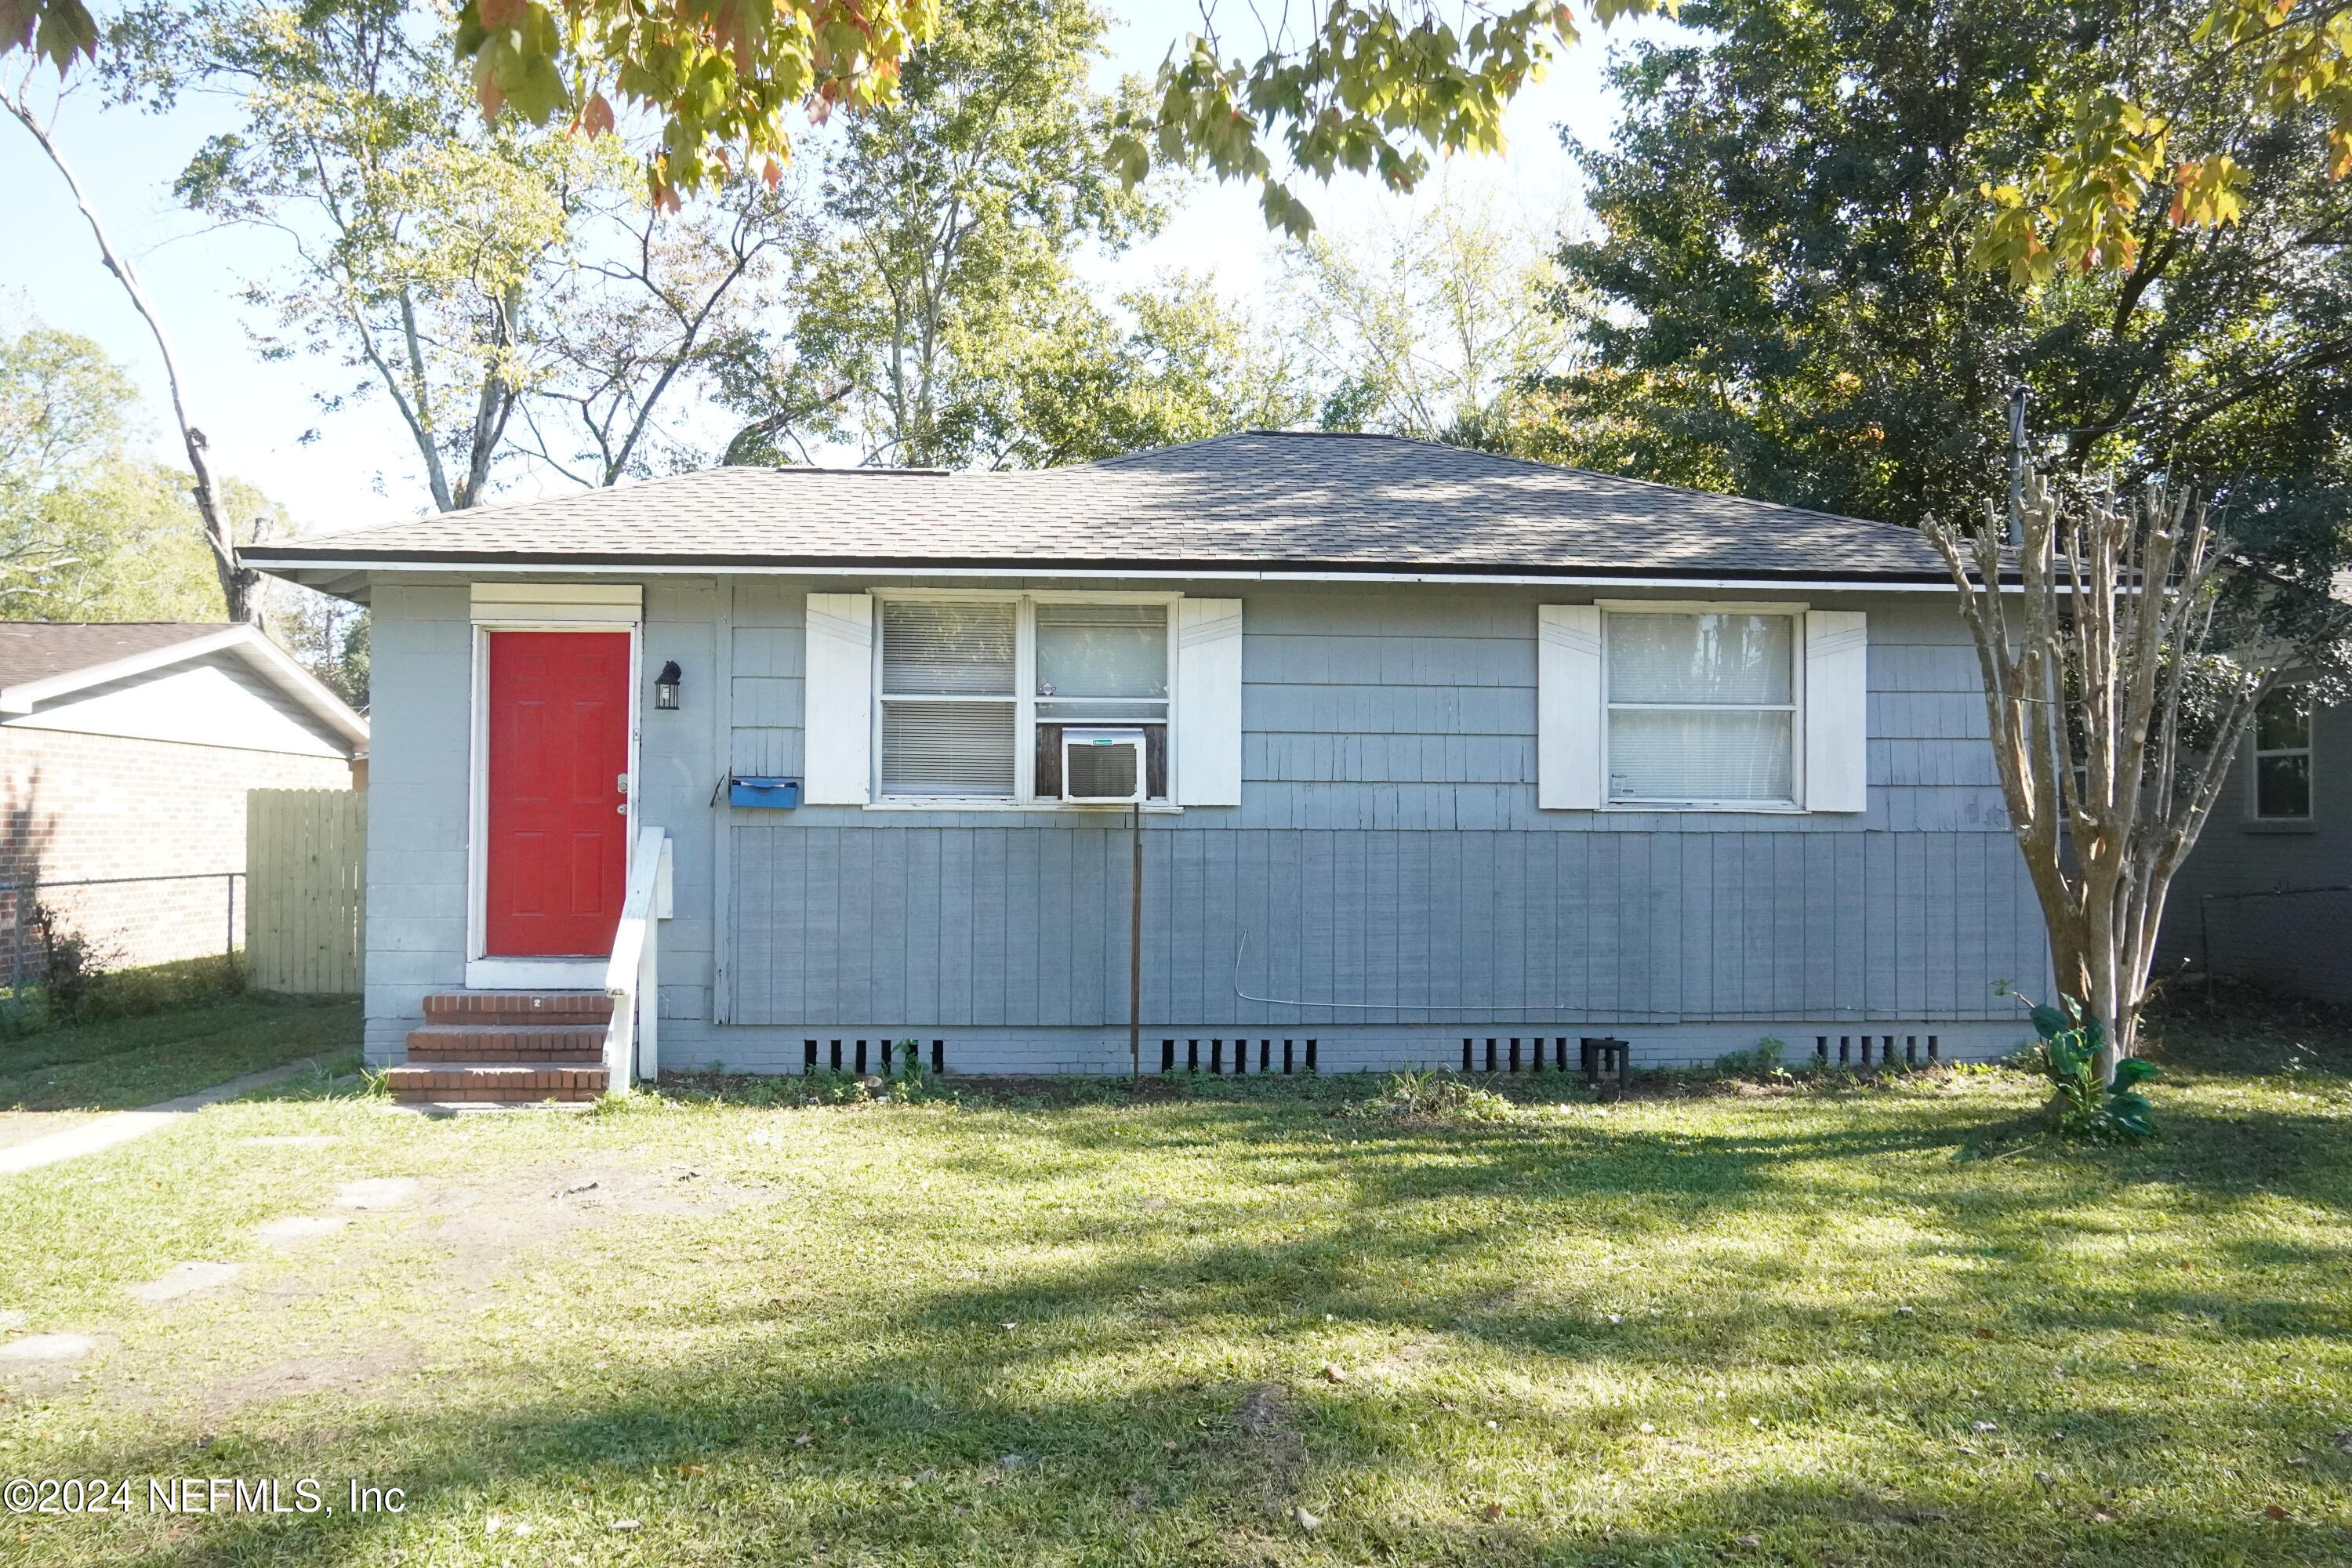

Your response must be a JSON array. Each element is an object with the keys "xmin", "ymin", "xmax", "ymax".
[
  {"xmin": 25, "ymin": 1084, "xmax": 2352, "ymax": 1566},
  {"xmin": 45, "ymin": 1267, "xmax": 2340, "ymax": 1567},
  {"xmin": 0, "ymin": 996, "xmax": 361, "ymax": 1112}
]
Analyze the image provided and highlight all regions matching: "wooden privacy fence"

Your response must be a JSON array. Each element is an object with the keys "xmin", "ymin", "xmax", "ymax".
[{"xmin": 245, "ymin": 789, "xmax": 365, "ymax": 994}]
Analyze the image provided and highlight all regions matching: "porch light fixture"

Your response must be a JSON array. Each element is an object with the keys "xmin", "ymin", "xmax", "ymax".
[{"xmin": 654, "ymin": 660, "xmax": 683, "ymax": 710}]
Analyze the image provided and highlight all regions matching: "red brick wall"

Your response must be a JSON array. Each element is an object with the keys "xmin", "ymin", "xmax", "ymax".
[{"xmin": 0, "ymin": 726, "xmax": 354, "ymax": 980}]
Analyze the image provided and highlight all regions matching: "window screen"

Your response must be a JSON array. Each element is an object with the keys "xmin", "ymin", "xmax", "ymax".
[
  {"xmin": 1036, "ymin": 604, "xmax": 1167, "ymax": 699},
  {"xmin": 1606, "ymin": 612, "xmax": 1798, "ymax": 804}
]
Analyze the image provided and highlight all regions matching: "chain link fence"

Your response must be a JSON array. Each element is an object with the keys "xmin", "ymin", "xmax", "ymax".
[{"xmin": 1, "ymin": 871, "xmax": 244, "ymax": 1000}]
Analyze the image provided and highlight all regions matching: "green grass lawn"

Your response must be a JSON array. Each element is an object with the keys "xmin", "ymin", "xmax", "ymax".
[
  {"xmin": 0, "ymin": 995, "xmax": 361, "ymax": 1116},
  {"xmin": 0, "ymin": 1001, "xmax": 2347, "ymax": 1566}
]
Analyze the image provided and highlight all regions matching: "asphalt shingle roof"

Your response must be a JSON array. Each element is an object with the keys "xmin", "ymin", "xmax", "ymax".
[
  {"xmin": 0, "ymin": 622, "xmax": 230, "ymax": 690},
  {"xmin": 242, "ymin": 432, "xmax": 1954, "ymax": 582}
]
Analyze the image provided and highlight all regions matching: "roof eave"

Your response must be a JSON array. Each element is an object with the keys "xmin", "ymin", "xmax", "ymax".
[
  {"xmin": 244, "ymin": 546, "xmax": 1978, "ymax": 590},
  {"xmin": 0, "ymin": 624, "xmax": 369, "ymax": 750}
]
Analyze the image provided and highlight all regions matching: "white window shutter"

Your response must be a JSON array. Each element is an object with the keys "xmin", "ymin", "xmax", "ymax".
[
  {"xmin": 803, "ymin": 593, "xmax": 874, "ymax": 804},
  {"xmin": 1174, "ymin": 598, "xmax": 1243, "ymax": 805},
  {"xmin": 1804, "ymin": 608, "xmax": 1869, "ymax": 812},
  {"xmin": 1537, "ymin": 604, "xmax": 1602, "ymax": 809}
]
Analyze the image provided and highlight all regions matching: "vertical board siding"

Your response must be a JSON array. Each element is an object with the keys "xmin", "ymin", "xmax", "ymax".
[
  {"xmin": 728, "ymin": 824, "xmax": 2043, "ymax": 1027},
  {"xmin": 2156, "ymin": 700, "xmax": 2352, "ymax": 1003},
  {"xmin": 246, "ymin": 789, "xmax": 365, "ymax": 994}
]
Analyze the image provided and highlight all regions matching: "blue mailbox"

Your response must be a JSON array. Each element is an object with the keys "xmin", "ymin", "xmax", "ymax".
[{"xmin": 729, "ymin": 776, "xmax": 802, "ymax": 809}]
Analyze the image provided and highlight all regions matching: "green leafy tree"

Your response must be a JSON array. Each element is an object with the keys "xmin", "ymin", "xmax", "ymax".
[
  {"xmin": 941, "ymin": 273, "xmax": 1316, "ymax": 468},
  {"xmin": 720, "ymin": 0, "xmax": 1161, "ymax": 468},
  {"xmin": 0, "ymin": 322, "xmax": 243, "ymax": 621},
  {"xmin": 5, "ymin": 64, "xmax": 256, "ymax": 616},
  {"xmin": 23, "ymin": 0, "xmax": 2351, "ymax": 270},
  {"xmin": 1534, "ymin": 0, "xmax": 2352, "ymax": 528},
  {"xmin": 113, "ymin": 0, "xmax": 625, "ymax": 513},
  {"xmin": 1967, "ymin": 0, "xmax": 2352, "ymax": 281},
  {"xmin": 1282, "ymin": 190, "xmax": 1584, "ymax": 443}
]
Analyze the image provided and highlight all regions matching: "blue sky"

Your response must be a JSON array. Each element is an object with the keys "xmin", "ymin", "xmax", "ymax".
[{"xmin": 0, "ymin": 2, "xmax": 1671, "ymax": 532}]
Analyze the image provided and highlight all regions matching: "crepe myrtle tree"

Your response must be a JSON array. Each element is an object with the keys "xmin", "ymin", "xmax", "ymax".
[{"xmin": 1926, "ymin": 473, "xmax": 2352, "ymax": 1082}]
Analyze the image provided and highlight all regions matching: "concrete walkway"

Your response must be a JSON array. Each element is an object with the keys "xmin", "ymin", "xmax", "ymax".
[{"xmin": 0, "ymin": 1059, "xmax": 325, "ymax": 1177}]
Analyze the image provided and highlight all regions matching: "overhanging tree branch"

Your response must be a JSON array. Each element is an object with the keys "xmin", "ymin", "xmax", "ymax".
[{"xmin": 3, "ymin": 76, "xmax": 256, "ymax": 620}]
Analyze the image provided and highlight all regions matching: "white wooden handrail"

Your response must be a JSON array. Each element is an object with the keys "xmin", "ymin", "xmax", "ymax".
[{"xmin": 603, "ymin": 825, "xmax": 672, "ymax": 1088}]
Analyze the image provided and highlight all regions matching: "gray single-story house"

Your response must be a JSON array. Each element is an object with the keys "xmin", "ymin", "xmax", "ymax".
[
  {"xmin": 2158, "ymin": 686, "xmax": 2352, "ymax": 1004},
  {"xmin": 245, "ymin": 432, "xmax": 2049, "ymax": 1099}
]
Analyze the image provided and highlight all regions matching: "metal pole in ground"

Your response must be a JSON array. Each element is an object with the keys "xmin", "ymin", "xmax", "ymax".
[{"xmin": 1129, "ymin": 804, "xmax": 1143, "ymax": 1080}]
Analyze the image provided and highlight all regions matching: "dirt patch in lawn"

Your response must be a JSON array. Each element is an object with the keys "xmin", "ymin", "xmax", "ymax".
[
  {"xmin": 118, "ymin": 1159, "xmax": 780, "ymax": 1420},
  {"xmin": 200, "ymin": 1340, "xmax": 427, "ymax": 1416},
  {"xmin": 419, "ymin": 1160, "xmax": 775, "ymax": 1293},
  {"xmin": 1233, "ymin": 1381, "xmax": 1305, "ymax": 1506}
]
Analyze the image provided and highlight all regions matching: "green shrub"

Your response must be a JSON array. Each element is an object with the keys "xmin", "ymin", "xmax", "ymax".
[
  {"xmin": 78, "ymin": 953, "xmax": 246, "ymax": 1022},
  {"xmin": 2028, "ymin": 1002, "xmax": 2158, "ymax": 1139},
  {"xmin": 30, "ymin": 901, "xmax": 109, "ymax": 1018},
  {"xmin": 1715, "ymin": 1037, "xmax": 1788, "ymax": 1076}
]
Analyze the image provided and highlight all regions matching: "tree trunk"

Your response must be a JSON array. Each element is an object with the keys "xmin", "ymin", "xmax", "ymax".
[{"xmin": 1928, "ymin": 477, "xmax": 2288, "ymax": 1088}]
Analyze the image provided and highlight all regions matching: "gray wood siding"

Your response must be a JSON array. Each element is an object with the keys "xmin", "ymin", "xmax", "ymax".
[
  {"xmin": 728, "ymin": 583, "xmax": 804, "ymax": 778},
  {"xmin": 717, "ymin": 583, "xmax": 2045, "ymax": 1029},
  {"xmin": 2159, "ymin": 700, "xmax": 2352, "ymax": 1002},
  {"xmin": 358, "ymin": 583, "xmax": 472, "ymax": 1060},
  {"xmin": 726, "ymin": 824, "xmax": 2044, "ymax": 1026}
]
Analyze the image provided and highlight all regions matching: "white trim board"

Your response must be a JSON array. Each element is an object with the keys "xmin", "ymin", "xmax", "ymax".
[
  {"xmin": 0, "ymin": 623, "xmax": 368, "ymax": 750},
  {"xmin": 465, "ymin": 958, "xmax": 607, "ymax": 991},
  {"xmin": 470, "ymin": 582, "xmax": 644, "ymax": 623},
  {"xmin": 257, "ymin": 559, "xmax": 1991, "ymax": 593}
]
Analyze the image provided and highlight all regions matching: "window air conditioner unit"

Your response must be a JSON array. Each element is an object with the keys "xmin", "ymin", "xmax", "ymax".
[{"xmin": 1061, "ymin": 727, "xmax": 1147, "ymax": 805}]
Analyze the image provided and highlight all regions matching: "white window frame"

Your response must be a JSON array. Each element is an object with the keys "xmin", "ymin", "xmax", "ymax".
[
  {"xmin": 2249, "ymin": 684, "xmax": 2315, "ymax": 822},
  {"xmin": 866, "ymin": 588, "xmax": 1182, "ymax": 810},
  {"xmin": 1597, "ymin": 599, "xmax": 1807, "ymax": 811}
]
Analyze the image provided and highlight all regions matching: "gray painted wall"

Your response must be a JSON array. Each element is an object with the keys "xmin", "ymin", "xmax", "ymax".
[
  {"xmin": 2158, "ymin": 702, "xmax": 2352, "ymax": 1004},
  {"xmin": 361, "ymin": 575, "xmax": 2049, "ymax": 1069}
]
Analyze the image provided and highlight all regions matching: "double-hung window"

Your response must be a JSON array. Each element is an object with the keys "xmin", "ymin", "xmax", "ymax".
[
  {"xmin": 2252, "ymin": 686, "xmax": 2314, "ymax": 820},
  {"xmin": 875, "ymin": 597, "xmax": 1170, "ymax": 804},
  {"xmin": 1604, "ymin": 609, "xmax": 1799, "ymax": 807}
]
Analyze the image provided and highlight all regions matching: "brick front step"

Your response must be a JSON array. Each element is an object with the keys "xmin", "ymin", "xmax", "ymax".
[
  {"xmin": 422, "ymin": 991, "xmax": 612, "ymax": 1026},
  {"xmin": 386, "ymin": 1062, "xmax": 609, "ymax": 1103},
  {"xmin": 405, "ymin": 1023, "xmax": 606, "ymax": 1062}
]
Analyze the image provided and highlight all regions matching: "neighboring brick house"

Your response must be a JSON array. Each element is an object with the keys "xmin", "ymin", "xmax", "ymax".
[{"xmin": 0, "ymin": 622, "xmax": 368, "ymax": 982}]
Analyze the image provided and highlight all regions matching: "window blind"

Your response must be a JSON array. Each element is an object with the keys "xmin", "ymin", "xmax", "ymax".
[
  {"xmin": 1609, "ymin": 710, "xmax": 1795, "ymax": 801},
  {"xmin": 880, "ymin": 702, "xmax": 1017, "ymax": 797},
  {"xmin": 881, "ymin": 601, "xmax": 1015, "ymax": 695},
  {"xmin": 879, "ymin": 601, "xmax": 1016, "ymax": 798}
]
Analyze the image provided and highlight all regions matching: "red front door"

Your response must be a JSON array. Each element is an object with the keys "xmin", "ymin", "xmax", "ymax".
[{"xmin": 484, "ymin": 631, "xmax": 631, "ymax": 956}]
